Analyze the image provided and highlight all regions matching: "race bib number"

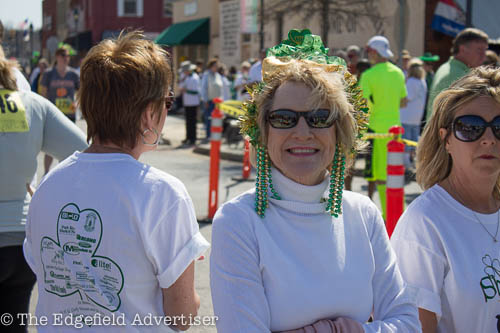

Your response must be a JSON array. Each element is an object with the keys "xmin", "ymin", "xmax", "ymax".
[
  {"xmin": 0, "ymin": 89, "xmax": 29, "ymax": 132},
  {"xmin": 55, "ymin": 97, "xmax": 74, "ymax": 115}
]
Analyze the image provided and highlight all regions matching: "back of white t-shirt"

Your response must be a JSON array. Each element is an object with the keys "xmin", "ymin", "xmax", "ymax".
[{"xmin": 24, "ymin": 152, "xmax": 209, "ymax": 332}]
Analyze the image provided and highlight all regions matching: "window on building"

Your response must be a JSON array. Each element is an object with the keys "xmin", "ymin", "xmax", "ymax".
[
  {"xmin": 163, "ymin": 0, "xmax": 173, "ymax": 17},
  {"xmin": 117, "ymin": 0, "xmax": 143, "ymax": 17},
  {"xmin": 124, "ymin": 0, "xmax": 137, "ymax": 15}
]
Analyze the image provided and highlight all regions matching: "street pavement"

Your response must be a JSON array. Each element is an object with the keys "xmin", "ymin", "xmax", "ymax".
[{"xmin": 28, "ymin": 113, "xmax": 423, "ymax": 332}]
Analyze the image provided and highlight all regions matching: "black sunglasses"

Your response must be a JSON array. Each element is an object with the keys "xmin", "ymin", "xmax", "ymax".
[
  {"xmin": 452, "ymin": 115, "xmax": 500, "ymax": 142},
  {"xmin": 267, "ymin": 109, "xmax": 336, "ymax": 129}
]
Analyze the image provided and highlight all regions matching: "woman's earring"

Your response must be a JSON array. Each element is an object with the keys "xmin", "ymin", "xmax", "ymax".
[
  {"xmin": 142, "ymin": 128, "xmax": 160, "ymax": 147},
  {"xmin": 326, "ymin": 144, "xmax": 345, "ymax": 218}
]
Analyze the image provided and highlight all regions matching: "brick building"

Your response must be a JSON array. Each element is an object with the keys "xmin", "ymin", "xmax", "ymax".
[{"xmin": 42, "ymin": 0, "xmax": 173, "ymax": 61}]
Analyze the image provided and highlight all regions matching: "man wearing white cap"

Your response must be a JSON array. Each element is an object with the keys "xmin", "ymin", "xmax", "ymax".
[{"xmin": 359, "ymin": 35, "xmax": 407, "ymax": 219}]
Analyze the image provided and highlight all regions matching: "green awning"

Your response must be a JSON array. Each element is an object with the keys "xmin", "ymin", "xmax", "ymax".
[{"xmin": 155, "ymin": 18, "xmax": 210, "ymax": 46}]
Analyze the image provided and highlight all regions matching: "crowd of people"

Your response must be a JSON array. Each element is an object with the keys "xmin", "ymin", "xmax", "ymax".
[
  {"xmin": 2, "ymin": 19, "xmax": 500, "ymax": 333},
  {"xmin": 175, "ymin": 51, "xmax": 265, "ymax": 146}
]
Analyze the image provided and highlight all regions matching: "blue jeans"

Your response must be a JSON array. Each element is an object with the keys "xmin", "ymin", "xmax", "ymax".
[
  {"xmin": 402, "ymin": 123, "xmax": 420, "ymax": 153},
  {"xmin": 204, "ymin": 101, "xmax": 215, "ymax": 139}
]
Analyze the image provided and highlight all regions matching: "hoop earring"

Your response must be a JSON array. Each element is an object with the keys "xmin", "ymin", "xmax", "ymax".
[{"xmin": 142, "ymin": 128, "xmax": 160, "ymax": 147}]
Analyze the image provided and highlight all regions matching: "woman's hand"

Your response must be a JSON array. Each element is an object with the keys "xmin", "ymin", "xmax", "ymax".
[{"xmin": 278, "ymin": 317, "xmax": 363, "ymax": 333}]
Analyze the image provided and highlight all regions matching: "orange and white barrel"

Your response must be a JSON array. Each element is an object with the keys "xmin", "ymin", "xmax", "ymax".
[
  {"xmin": 208, "ymin": 97, "xmax": 224, "ymax": 219},
  {"xmin": 386, "ymin": 125, "xmax": 405, "ymax": 237}
]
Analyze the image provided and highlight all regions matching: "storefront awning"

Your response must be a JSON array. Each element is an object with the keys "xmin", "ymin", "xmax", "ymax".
[{"xmin": 155, "ymin": 18, "xmax": 210, "ymax": 46}]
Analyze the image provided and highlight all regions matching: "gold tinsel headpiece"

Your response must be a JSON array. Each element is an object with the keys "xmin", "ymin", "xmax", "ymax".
[{"xmin": 239, "ymin": 29, "xmax": 369, "ymax": 150}]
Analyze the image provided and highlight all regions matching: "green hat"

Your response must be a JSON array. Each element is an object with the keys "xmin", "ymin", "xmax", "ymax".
[{"xmin": 419, "ymin": 52, "xmax": 440, "ymax": 62}]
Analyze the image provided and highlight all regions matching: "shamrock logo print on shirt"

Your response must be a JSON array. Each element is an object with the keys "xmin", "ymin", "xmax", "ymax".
[{"xmin": 40, "ymin": 203, "xmax": 124, "ymax": 312}]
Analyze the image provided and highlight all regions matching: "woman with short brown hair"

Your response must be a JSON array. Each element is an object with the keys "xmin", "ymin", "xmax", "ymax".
[{"xmin": 24, "ymin": 31, "xmax": 209, "ymax": 331}]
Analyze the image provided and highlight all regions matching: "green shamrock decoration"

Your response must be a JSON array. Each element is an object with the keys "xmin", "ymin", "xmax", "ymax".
[
  {"xmin": 40, "ymin": 203, "xmax": 124, "ymax": 312},
  {"xmin": 286, "ymin": 29, "xmax": 312, "ymax": 46},
  {"xmin": 267, "ymin": 28, "xmax": 346, "ymax": 67}
]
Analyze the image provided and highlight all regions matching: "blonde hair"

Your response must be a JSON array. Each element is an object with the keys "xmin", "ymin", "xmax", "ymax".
[
  {"xmin": 407, "ymin": 58, "xmax": 425, "ymax": 80},
  {"xmin": 417, "ymin": 66, "xmax": 500, "ymax": 198},
  {"xmin": 0, "ymin": 45, "xmax": 19, "ymax": 90},
  {"xmin": 254, "ymin": 59, "xmax": 359, "ymax": 168}
]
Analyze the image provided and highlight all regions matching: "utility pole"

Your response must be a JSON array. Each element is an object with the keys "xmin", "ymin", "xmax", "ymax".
[
  {"xmin": 259, "ymin": 0, "xmax": 264, "ymax": 50},
  {"xmin": 466, "ymin": 0, "xmax": 472, "ymax": 27},
  {"xmin": 321, "ymin": 0, "xmax": 329, "ymax": 47},
  {"xmin": 399, "ymin": 0, "xmax": 406, "ymax": 67}
]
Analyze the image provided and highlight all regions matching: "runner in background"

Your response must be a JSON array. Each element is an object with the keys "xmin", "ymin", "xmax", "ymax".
[
  {"xmin": 360, "ymin": 35, "xmax": 407, "ymax": 219},
  {"xmin": 30, "ymin": 58, "xmax": 48, "ymax": 94},
  {"xmin": 0, "ymin": 46, "xmax": 87, "ymax": 333},
  {"xmin": 40, "ymin": 47, "xmax": 80, "ymax": 175}
]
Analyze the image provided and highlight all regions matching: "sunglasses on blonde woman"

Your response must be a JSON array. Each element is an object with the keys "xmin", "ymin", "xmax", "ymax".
[
  {"xmin": 267, "ymin": 109, "xmax": 336, "ymax": 129},
  {"xmin": 452, "ymin": 115, "xmax": 500, "ymax": 142}
]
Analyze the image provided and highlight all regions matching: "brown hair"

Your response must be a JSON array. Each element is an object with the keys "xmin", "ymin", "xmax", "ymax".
[
  {"xmin": 0, "ymin": 45, "xmax": 19, "ymax": 90},
  {"xmin": 55, "ymin": 47, "xmax": 69, "ymax": 57},
  {"xmin": 417, "ymin": 67, "xmax": 500, "ymax": 198},
  {"xmin": 452, "ymin": 28, "xmax": 489, "ymax": 55},
  {"xmin": 79, "ymin": 31, "xmax": 173, "ymax": 149},
  {"xmin": 254, "ymin": 59, "xmax": 359, "ymax": 169}
]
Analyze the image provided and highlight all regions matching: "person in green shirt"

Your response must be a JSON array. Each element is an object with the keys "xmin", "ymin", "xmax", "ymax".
[
  {"xmin": 426, "ymin": 28, "xmax": 488, "ymax": 122},
  {"xmin": 360, "ymin": 35, "xmax": 407, "ymax": 219}
]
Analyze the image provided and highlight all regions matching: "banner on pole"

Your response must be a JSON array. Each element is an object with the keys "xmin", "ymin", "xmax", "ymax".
[
  {"xmin": 241, "ymin": 0, "xmax": 258, "ymax": 34},
  {"xmin": 431, "ymin": 0, "xmax": 465, "ymax": 37}
]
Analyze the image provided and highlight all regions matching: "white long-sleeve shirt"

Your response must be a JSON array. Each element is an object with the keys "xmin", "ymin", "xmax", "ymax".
[{"xmin": 210, "ymin": 168, "xmax": 421, "ymax": 332}]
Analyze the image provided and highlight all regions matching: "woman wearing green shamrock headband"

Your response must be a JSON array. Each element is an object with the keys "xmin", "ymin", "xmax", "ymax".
[{"xmin": 210, "ymin": 30, "xmax": 420, "ymax": 332}]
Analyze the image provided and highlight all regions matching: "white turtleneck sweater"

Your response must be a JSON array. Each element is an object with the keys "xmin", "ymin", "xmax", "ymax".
[{"xmin": 210, "ymin": 168, "xmax": 420, "ymax": 332}]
